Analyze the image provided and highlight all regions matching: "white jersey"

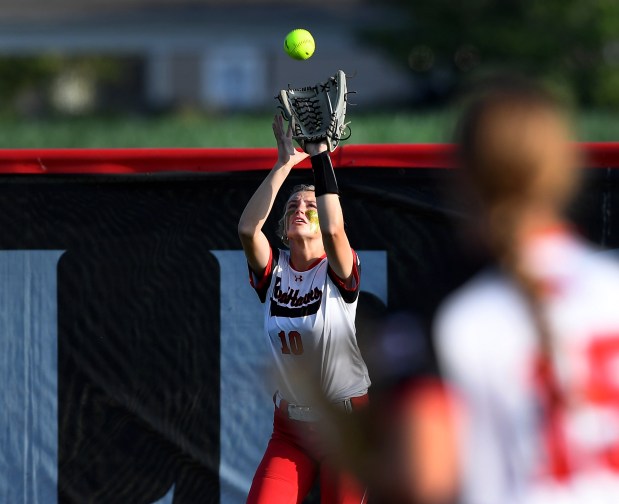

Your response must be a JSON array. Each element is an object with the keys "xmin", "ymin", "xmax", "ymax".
[
  {"xmin": 250, "ymin": 244, "xmax": 370, "ymax": 405},
  {"xmin": 435, "ymin": 231, "xmax": 619, "ymax": 504}
]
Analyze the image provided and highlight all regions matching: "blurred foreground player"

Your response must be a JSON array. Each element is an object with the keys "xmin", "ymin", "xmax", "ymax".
[
  {"xmin": 434, "ymin": 78, "xmax": 619, "ymax": 504},
  {"xmin": 353, "ymin": 311, "xmax": 459, "ymax": 504},
  {"xmin": 238, "ymin": 71, "xmax": 369, "ymax": 504}
]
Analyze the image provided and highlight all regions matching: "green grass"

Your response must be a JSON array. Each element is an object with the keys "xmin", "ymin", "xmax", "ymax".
[
  {"xmin": 0, "ymin": 109, "xmax": 615, "ymax": 148},
  {"xmin": 576, "ymin": 110, "xmax": 619, "ymax": 143}
]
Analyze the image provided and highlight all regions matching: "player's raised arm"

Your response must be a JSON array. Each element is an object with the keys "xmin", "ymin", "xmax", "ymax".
[
  {"xmin": 238, "ymin": 115, "xmax": 309, "ymax": 276},
  {"xmin": 276, "ymin": 69, "xmax": 353, "ymax": 284},
  {"xmin": 305, "ymin": 142, "xmax": 354, "ymax": 284},
  {"xmin": 246, "ymin": 69, "xmax": 370, "ymax": 504}
]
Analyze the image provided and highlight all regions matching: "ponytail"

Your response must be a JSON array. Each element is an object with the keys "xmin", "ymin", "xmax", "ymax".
[{"xmin": 457, "ymin": 76, "xmax": 576, "ymax": 477}]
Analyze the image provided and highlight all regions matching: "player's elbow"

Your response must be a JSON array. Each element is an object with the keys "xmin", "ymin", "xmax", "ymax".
[{"xmin": 238, "ymin": 221, "xmax": 257, "ymax": 240}]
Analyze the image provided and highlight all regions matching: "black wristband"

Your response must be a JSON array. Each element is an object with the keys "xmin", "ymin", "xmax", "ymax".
[{"xmin": 311, "ymin": 151, "xmax": 339, "ymax": 196}]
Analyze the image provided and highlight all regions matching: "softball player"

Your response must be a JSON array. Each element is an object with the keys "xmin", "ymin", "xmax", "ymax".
[
  {"xmin": 433, "ymin": 79, "xmax": 619, "ymax": 504},
  {"xmin": 238, "ymin": 115, "xmax": 370, "ymax": 504}
]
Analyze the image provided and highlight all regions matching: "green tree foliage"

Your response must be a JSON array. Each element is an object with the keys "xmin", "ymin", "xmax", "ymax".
[
  {"xmin": 0, "ymin": 56, "xmax": 62, "ymax": 114},
  {"xmin": 370, "ymin": 0, "xmax": 619, "ymax": 108},
  {"xmin": 0, "ymin": 55, "xmax": 126, "ymax": 117}
]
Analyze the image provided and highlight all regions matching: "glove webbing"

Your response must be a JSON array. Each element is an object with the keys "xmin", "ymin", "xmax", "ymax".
[
  {"xmin": 291, "ymin": 97, "xmax": 343, "ymax": 144},
  {"xmin": 292, "ymin": 96, "xmax": 323, "ymax": 134}
]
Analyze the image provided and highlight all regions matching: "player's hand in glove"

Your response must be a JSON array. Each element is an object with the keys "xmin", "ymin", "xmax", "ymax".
[
  {"xmin": 276, "ymin": 70, "xmax": 351, "ymax": 152},
  {"xmin": 272, "ymin": 114, "xmax": 310, "ymax": 168}
]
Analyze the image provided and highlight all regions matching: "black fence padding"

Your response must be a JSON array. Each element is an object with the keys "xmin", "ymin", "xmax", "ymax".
[{"xmin": 0, "ymin": 165, "xmax": 616, "ymax": 503}]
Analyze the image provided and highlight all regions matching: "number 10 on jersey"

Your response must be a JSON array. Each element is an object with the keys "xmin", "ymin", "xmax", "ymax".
[{"xmin": 278, "ymin": 330, "xmax": 304, "ymax": 355}]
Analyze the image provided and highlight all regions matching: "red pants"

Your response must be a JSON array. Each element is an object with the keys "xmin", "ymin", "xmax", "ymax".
[{"xmin": 246, "ymin": 404, "xmax": 368, "ymax": 504}]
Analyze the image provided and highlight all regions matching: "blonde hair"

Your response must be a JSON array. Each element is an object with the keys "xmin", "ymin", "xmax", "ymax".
[{"xmin": 277, "ymin": 184, "xmax": 316, "ymax": 247}]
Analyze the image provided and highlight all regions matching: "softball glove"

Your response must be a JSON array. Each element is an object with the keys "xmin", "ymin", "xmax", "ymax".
[{"xmin": 276, "ymin": 70, "xmax": 351, "ymax": 152}]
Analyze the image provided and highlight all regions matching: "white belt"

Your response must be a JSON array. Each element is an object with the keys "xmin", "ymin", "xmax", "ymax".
[{"xmin": 274, "ymin": 390, "xmax": 354, "ymax": 422}]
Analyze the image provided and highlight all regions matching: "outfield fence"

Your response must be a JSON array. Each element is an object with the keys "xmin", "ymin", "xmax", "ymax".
[{"xmin": 0, "ymin": 144, "xmax": 617, "ymax": 504}]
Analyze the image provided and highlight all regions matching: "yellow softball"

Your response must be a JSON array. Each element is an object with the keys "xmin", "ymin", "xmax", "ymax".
[{"xmin": 284, "ymin": 29, "xmax": 315, "ymax": 61}]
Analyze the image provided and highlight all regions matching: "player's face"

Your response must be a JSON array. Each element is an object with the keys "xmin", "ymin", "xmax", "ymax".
[{"xmin": 285, "ymin": 191, "xmax": 320, "ymax": 241}]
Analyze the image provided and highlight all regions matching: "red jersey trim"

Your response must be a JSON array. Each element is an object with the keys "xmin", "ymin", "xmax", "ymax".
[
  {"xmin": 328, "ymin": 249, "xmax": 360, "ymax": 292},
  {"xmin": 289, "ymin": 253, "xmax": 327, "ymax": 272},
  {"xmin": 249, "ymin": 246, "xmax": 273, "ymax": 291},
  {"xmin": 524, "ymin": 222, "xmax": 575, "ymax": 241}
]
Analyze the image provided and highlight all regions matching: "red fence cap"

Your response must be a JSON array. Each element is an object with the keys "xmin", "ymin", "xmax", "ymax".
[{"xmin": 0, "ymin": 143, "xmax": 615, "ymax": 174}]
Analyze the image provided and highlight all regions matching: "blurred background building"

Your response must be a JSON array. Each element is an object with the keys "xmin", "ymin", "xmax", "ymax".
[
  {"xmin": 0, "ymin": 0, "xmax": 417, "ymax": 116},
  {"xmin": 0, "ymin": 0, "xmax": 616, "ymax": 117}
]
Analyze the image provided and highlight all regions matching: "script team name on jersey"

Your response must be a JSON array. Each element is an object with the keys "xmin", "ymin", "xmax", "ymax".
[{"xmin": 270, "ymin": 276, "xmax": 323, "ymax": 318}]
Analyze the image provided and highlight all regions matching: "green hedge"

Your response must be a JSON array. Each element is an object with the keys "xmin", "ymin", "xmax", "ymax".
[{"xmin": 0, "ymin": 110, "xmax": 615, "ymax": 149}]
